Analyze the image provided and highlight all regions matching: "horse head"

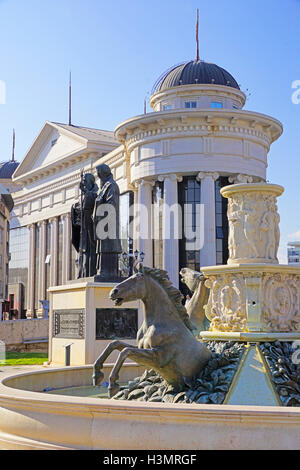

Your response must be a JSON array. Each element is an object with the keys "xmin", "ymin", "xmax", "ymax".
[
  {"xmin": 109, "ymin": 263, "xmax": 147, "ymax": 306},
  {"xmin": 180, "ymin": 267, "xmax": 206, "ymax": 294}
]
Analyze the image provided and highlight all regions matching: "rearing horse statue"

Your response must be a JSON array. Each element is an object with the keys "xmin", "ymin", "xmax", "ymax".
[{"xmin": 93, "ymin": 266, "xmax": 212, "ymax": 397}]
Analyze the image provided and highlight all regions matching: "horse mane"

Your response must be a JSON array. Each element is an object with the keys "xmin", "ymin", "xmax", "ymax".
[{"xmin": 143, "ymin": 267, "xmax": 195, "ymax": 332}]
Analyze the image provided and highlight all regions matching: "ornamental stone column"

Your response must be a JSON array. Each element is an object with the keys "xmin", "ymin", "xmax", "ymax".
[
  {"xmin": 158, "ymin": 174, "xmax": 182, "ymax": 287},
  {"xmin": 196, "ymin": 172, "xmax": 219, "ymax": 268},
  {"xmin": 36, "ymin": 220, "xmax": 47, "ymax": 318},
  {"xmin": 136, "ymin": 179, "xmax": 154, "ymax": 267},
  {"xmin": 26, "ymin": 223, "xmax": 36, "ymax": 318},
  {"xmin": 62, "ymin": 213, "xmax": 72, "ymax": 284},
  {"xmin": 49, "ymin": 217, "xmax": 59, "ymax": 287}
]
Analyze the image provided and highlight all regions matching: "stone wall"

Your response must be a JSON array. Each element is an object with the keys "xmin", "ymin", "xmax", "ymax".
[{"xmin": 0, "ymin": 319, "xmax": 49, "ymax": 352}]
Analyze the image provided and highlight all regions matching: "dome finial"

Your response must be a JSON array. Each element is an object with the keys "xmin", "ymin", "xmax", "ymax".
[{"xmin": 196, "ymin": 8, "xmax": 200, "ymax": 62}]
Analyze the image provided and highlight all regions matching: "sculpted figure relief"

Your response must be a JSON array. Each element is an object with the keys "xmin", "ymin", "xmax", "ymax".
[
  {"xmin": 226, "ymin": 188, "xmax": 281, "ymax": 264},
  {"xmin": 262, "ymin": 274, "xmax": 300, "ymax": 331},
  {"xmin": 204, "ymin": 275, "xmax": 247, "ymax": 332}
]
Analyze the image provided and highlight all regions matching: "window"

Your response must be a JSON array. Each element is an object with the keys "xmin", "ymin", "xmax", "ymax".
[
  {"xmin": 9, "ymin": 226, "xmax": 29, "ymax": 314},
  {"xmin": 185, "ymin": 101, "xmax": 197, "ymax": 109},
  {"xmin": 211, "ymin": 102, "xmax": 223, "ymax": 108},
  {"xmin": 163, "ymin": 105, "xmax": 172, "ymax": 111},
  {"xmin": 215, "ymin": 177, "xmax": 230, "ymax": 265},
  {"xmin": 232, "ymin": 105, "xmax": 239, "ymax": 109},
  {"xmin": 178, "ymin": 177, "xmax": 202, "ymax": 294},
  {"xmin": 51, "ymin": 138, "xmax": 58, "ymax": 147}
]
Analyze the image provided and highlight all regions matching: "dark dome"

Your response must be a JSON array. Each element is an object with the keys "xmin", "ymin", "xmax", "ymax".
[
  {"xmin": 0, "ymin": 161, "xmax": 19, "ymax": 179},
  {"xmin": 153, "ymin": 60, "xmax": 240, "ymax": 93}
]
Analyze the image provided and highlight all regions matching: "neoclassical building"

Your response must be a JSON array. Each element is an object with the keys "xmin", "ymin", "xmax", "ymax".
[{"xmin": 9, "ymin": 59, "xmax": 283, "ymax": 318}]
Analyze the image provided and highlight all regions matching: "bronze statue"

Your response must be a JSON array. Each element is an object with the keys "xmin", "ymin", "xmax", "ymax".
[
  {"xmin": 93, "ymin": 265, "xmax": 211, "ymax": 397},
  {"xmin": 180, "ymin": 267, "xmax": 210, "ymax": 334},
  {"xmin": 71, "ymin": 172, "xmax": 98, "ymax": 278},
  {"xmin": 94, "ymin": 164, "xmax": 122, "ymax": 280}
]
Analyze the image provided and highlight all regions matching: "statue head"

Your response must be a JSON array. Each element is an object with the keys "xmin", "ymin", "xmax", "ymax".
[
  {"xmin": 96, "ymin": 164, "xmax": 113, "ymax": 185},
  {"xmin": 83, "ymin": 173, "xmax": 95, "ymax": 190}
]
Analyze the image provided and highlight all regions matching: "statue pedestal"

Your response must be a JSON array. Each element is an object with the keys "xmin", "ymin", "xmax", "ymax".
[
  {"xmin": 198, "ymin": 182, "xmax": 300, "ymax": 406},
  {"xmin": 48, "ymin": 280, "xmax": 142, "ymax": 366},
  {"xmin": 200, "ymin": 263, "xmax": 300, "ymax": 342}
]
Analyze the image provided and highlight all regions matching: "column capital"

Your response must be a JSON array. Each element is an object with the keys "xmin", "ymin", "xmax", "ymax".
[
  {"xmin": 134, "ymin": 178, "xmax": 155, "ymax": 189},
  {"xmin": 157, "ymin": 174, "xmax": 183, "ymax": 183},
  {"xmin": 196, "ymin": 171, "xmax": 219, "ymax": 182},
  {"xmin": 228, "ymin": 173, "xmax": 253, "ymax": 184}
]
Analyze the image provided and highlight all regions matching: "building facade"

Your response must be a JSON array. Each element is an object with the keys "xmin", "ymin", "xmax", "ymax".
[
  {"xmin": 288, "ymin": 242, "xmax": 300, "ymax": 266},
  {"xmin": 0, "ymin": 160, "xmax": 18, "ymax": 320},
  {"xmin": 9, "ymin": 60, "xmax": 283, "ymax": 318}
]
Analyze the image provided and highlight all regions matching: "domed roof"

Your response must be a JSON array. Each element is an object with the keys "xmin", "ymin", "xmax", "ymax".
[
  {"xmin": 153, "ymin": 60, "xmax": 240, "ymax": 93},
  {"xmin": 0, "ymin": 160, "xmax": 19, "ymax": 179}
]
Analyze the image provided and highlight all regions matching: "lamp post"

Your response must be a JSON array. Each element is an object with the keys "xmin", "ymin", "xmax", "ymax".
[{"xmin": 121, "ymin": 250, "xmax": 145, "ymax": 277}]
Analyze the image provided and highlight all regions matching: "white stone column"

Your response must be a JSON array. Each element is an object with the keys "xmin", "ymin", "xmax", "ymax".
[
  {"xmin": 158, "ymin": 174, "xmax": 182, "ymax": 287},
  {"xmin": 50, "ymin": 217, "xmax": 59, "ymax": 287},
  {"xmin": 62, "ymin": 213, "xmax": 72, "ymax": 283},
  {"xmin": 197, "ymin": 172, "xmax": 219, "ymax": 268},
  {"xmin": 37, "ymin": 220, "xmax": 47, "ymax": 318},
  {"xmin": 26, "ymin": 223, "xmax": 36, "ymax": 318},
  {"xmin": 136, "ymin": 179, "xmax": 154, "ymax": 267}
]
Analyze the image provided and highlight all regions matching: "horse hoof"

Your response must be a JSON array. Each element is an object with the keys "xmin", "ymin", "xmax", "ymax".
[
  {"xmin": 93, "ymin": 371, "xmax": 104, "ymax": 387},
  {"xmin": 108, "ymin": 383, "xmax": 120, "ymax": 398}
]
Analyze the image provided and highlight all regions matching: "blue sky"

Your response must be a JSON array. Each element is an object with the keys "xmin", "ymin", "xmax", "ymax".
[{"xmin": 0, "ymin": 0, "xmax": 299, "ymax": 262}]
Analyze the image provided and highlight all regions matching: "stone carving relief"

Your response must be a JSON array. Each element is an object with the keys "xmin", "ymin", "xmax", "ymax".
[
  {"xmin": 262, "ymin": 274, "xmax": 300, "ymax": 332},
  {"xmin": 205, "ymin": 275, "xmax": 247, "ymax": 332},
  {"xmin": 227, "ymin": 190, "xmax": 281, "ymax": 263}
]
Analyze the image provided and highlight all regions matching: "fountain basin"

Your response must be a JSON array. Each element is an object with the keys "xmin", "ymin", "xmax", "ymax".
[{"xmin": 0, "ymin": 364, "xmax": 300, "ymax": 449}]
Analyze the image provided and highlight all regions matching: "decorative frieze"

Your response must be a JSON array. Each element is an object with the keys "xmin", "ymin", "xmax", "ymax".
[
  {"xmin": 221, "ymin": 183, "xmax": 283, "ymax": 265},
  {"xmin": 203, "ymin": 268, "xmax": 300, "ymax": 334}
]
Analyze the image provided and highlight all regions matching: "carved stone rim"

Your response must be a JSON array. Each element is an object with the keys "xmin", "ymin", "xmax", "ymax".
[
  {"xmin": 220, "ymin": 182, "xmax": 284, "ymax": 199},
  {"xmin": 201, "ymin": 263, "xmax": 300, "ymax": 276}
]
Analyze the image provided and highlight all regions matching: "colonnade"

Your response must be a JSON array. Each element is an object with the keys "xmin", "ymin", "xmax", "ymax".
[{"xmin": 26, "ymin": 213, "xmax": 72, "ymax": 318}]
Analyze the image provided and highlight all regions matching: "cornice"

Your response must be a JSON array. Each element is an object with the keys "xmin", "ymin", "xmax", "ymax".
[
  {"xmin": 12, "ymin": 170, "xmax": 83, "ymax": 205},
  {"xmin": 12, "ymin": 147, "xmax": 127, "ymax": 206},
  {"xmin": 114, "ymin": 109, "xmax": 283, "ymax": 149}
]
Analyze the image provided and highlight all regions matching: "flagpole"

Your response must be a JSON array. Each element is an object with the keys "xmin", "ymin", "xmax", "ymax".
[
  {"xmin": 12, "ymin": 129, "xmax": 15, "ymax": 162},
  {"xmin": 196, "ymin": 9, "xmax": 200, "ymax": 62},
  {"xmin": 69, "ymin": 70, "xmax": 72, "ymax": 126}
]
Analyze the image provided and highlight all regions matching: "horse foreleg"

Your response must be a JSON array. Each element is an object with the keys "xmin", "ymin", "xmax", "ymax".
[
  {"xmin": 108, "ymin": 347, "xmax": 159, "ymax": 397},
  {"xmin": 93, "ymin": 340, "xmax": 134, "ymax": 386}
]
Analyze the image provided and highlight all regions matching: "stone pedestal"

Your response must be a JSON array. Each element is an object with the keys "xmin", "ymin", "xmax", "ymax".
[
  {"xmin": 200, "ymin": 264, "xmax": 300, "ymax": 342},
  {"xmin": 199, "ymin": 182, "xmax": 300, "ymax": 406},
  {"xmin": 49, "ymin": 280, "xmax": 142, "ymax": 366}
]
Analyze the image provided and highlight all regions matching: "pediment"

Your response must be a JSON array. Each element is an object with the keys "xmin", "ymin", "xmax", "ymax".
[{"xmin": 13, "ymin": 122, "xmax": 87, "ymax": 180}]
